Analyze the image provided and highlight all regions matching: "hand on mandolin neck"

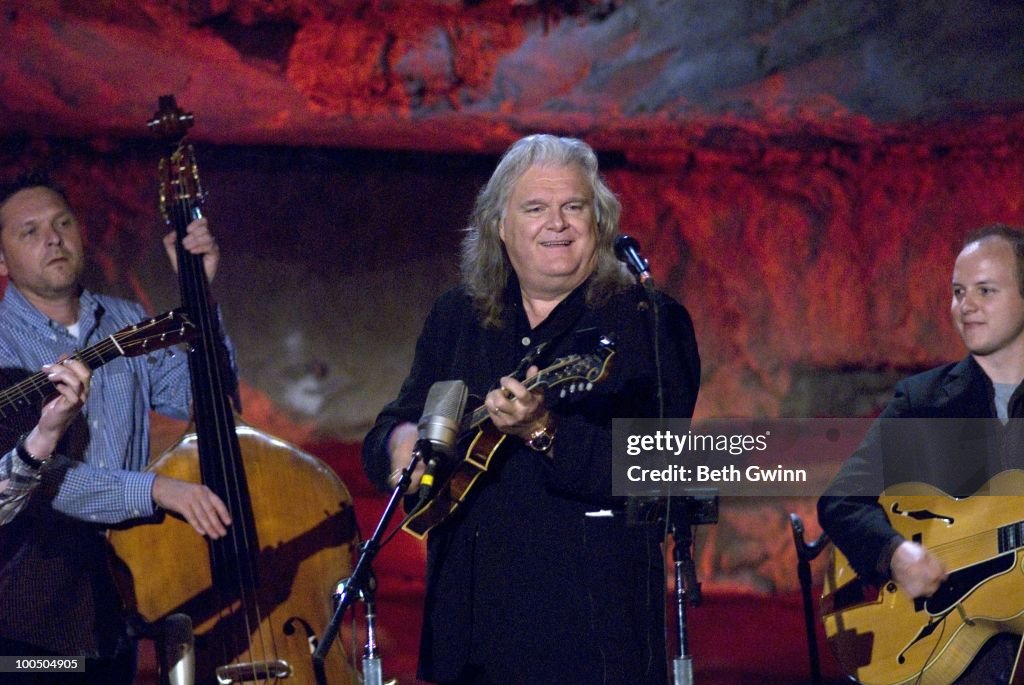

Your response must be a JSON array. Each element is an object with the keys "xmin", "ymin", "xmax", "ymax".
[{"xmin": 483, "ymin": 365, "xmax": 553, "ymax": 442}]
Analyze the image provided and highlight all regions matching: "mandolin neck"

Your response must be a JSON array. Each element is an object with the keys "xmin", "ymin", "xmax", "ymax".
[{"xmin": 462, "ymin": 373, "xmax": 549, "ymax": 433}]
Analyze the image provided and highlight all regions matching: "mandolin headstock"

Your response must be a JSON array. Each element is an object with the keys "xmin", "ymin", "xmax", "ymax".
[{"xmin": 532, "ymin": 336, "xmax": 616, "ymax": 399}]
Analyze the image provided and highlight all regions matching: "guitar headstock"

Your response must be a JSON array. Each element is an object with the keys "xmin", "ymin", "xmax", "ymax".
[
  {"xmin": 531, "ymin": 336, "xmax": 615, "ymax": 398},
  {"xmin": 114, "ymin": 309, "xmax": 197, "ymax": 357}
]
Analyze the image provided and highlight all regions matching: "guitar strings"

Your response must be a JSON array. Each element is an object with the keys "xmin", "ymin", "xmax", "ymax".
[
  {"xmin": 0, "ymin": 328, "xmax": 137, "ymax": 417},
  {"xmin": 925, "ymin": 519, "xmax": 1023, "ymax": 569},
  {"xmin": 890, "ymin": 509, "xmax": 1023, "ymax": 683},
  {"xmin": 172, "ymin": 165, "xmax": 274, "ymax": 680}
]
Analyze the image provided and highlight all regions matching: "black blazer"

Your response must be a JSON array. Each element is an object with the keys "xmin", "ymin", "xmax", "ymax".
[
  {"xmin": 818, "ymin": 356, "xmax": 1024, "ymax": 583},
  {"xmin": 362, "ymin": 283, "xmax": 700, "ymax": 684}
]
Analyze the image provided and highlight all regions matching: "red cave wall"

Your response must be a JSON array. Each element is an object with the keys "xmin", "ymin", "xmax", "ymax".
[
  {"xmin": 7, "ymin": 131, "xmax": 1024, "ymax": 440},
  {"xmin": 5, "ymin": 131, "xmax": 1023, "ymax": 600},
  {"xmin": 613, "ymin": 137, "xmax": 1024, "ymax": 418}
]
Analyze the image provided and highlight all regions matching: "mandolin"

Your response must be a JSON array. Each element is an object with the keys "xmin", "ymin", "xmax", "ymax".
[{"xmin": 402, "ymin": 337, "xmax": 615, "ymax": 539}]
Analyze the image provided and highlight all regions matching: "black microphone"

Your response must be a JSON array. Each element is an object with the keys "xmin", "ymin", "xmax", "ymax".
[
  {"xmin": 415, "ymin": 380, "xmax": 468, "ymax": 502},
  {"xmin": 614, "ymin": 234, "xmax": 653, "ymax": 287}
]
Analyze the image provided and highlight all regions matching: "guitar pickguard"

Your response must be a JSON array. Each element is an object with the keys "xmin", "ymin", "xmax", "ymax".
[{"xmin": 926, "ymin": 552, "xmax": 1017, "ymax": 616}]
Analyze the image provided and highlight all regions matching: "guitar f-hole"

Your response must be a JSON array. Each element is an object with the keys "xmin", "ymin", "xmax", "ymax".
[
  {"xmin": 890, "ymin": 501, "xmax": 954, "ymax": 525},
  {"xmin": 896, "ymin": 615, "xmax": 949, "ymax": 665}
]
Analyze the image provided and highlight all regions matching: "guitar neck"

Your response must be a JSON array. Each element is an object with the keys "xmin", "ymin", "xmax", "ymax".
[
  {"xmin": 461, "ymin": 374, "xmax": 549, "ymax": 433},
  {"xmin": 998, "ymin": 521, "xmax": 1024, "ymax": 554},
  {"xmin": 930, "ymin": 518, "xmax": 1024, "ymax": 567},
  {"xmin": 0, "ymin": 335, "xmax": 125, "ymax": 420}
]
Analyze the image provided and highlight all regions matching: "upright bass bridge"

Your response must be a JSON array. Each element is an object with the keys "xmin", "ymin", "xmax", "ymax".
[{"xmin": 215, "ymin": 659, "xmax": 292, "ymax": 684}]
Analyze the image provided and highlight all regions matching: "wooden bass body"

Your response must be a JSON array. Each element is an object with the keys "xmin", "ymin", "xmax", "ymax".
[{"xmin": 109, "ymin": 423, "xmax": 360, "ymax": 685}]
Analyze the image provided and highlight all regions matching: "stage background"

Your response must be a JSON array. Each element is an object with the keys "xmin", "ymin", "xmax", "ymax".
[{"xmin": 2, "ymin": 1, "xmax": 1023, "ymax": 682}]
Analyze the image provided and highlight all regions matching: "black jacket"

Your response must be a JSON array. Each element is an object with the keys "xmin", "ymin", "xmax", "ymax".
[
  {"xmin": 818, "ymin": 355, "xmax": 1024, "ymax": 583},
  {"xmin": 363, "ymin": 280, "xmax": 700, "ymax": 684}
]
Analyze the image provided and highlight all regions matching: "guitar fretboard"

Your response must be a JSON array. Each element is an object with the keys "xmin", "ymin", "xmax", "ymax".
[{"xmin": 0, "ymin": 335, "xmax": 127, "ymax": 419}]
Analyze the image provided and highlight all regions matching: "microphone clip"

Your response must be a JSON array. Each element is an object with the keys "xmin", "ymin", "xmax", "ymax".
[{"xmin": 414, "ymin": 440, "xmax": 441, "ymax": 505}]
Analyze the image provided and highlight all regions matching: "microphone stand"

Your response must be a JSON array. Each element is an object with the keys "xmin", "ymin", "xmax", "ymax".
[
  {"xmin": 640, "ymin": 273, "xmax": 704, "ymax": 685},
  {"xmin": 618, "ymin": 237, "xmax": 704, "ymax": 683},
  {"xmin": 312, "ymin": 444, "xmax": 427, "ymax": 685},
  {"xmin": 671, "ymin": 513, "xmax": 700, "ymax": 685},
  {"xmin": 332, "ymin": 573, "xmax": 382, "ymax": 685}
]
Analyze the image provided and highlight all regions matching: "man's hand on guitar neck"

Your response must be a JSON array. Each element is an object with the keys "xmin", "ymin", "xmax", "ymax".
[
  {"xmin": 890, "ymin": 539, "xmax": 948, "ymax": 598},
  {"xmin": 485, "ymin": 366, "xmax": 552, "ymax": 442},
  {"xmin": 24, "ymin": 358, "xmax": 91, "ymax": 462}
]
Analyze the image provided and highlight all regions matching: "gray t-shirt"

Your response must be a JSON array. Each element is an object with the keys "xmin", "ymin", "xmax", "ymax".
[{"xmin": 993, "ymin": 382, "xmax": 1017, "ymax": 424}]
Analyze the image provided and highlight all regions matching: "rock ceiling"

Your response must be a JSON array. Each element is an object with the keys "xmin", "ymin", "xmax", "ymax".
[{"xmin": 2, "ymin": 0, "xmax": 1023, "ymax": 154}]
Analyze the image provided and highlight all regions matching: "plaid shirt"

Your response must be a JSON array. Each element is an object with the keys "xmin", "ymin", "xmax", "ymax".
[
  {"xmin": 0, "ymin": 284, "xmax": 197, "ymax": 524},
  {"xmin": 0, "ymin": 446, "xmax": 48, "ymax": 524}
]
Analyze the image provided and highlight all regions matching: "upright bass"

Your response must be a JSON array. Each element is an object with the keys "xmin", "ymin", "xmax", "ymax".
[{"xmin": 109, "ymin": 96, "xmax": 360, "ymax": 685}]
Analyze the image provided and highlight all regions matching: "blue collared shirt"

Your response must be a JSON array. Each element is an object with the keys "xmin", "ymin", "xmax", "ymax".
[{"xmin": 0, "ymin": 284, "xmax": 203, "ymax": 524}]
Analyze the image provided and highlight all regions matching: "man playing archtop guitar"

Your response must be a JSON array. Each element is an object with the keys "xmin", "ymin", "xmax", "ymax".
[{"xmin": 820, "ymin": 225, "xmax": 1024, "ymax": 684}]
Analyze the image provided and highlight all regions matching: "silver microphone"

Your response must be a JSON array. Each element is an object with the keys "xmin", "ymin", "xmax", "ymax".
[
  {"xmin": 417, "ymin": 380, "xmax": 468, "ymax": 457},
  {"xmin": 415, "ymin": 380, "xmax": 468, "ymax": 500},
  {"xmin": 158, "ymin": 613, "xmax": 195, "ymax": 685}
]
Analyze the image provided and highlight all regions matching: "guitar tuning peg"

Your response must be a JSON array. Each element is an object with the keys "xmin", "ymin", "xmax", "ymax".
[
  {"xmin": 560, "ymin": 388, "xmax": 567, "ymax": 398},
  {"xmin": 586, "ymin": 382, "xmax": 593, "ymax": 391}
]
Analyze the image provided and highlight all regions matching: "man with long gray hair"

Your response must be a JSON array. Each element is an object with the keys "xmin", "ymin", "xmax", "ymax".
[{"xmin": 364, "ymin": 134, "xmax": 700, "ymax": 683}]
